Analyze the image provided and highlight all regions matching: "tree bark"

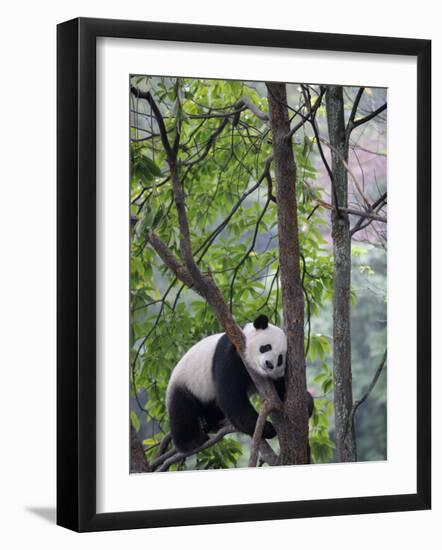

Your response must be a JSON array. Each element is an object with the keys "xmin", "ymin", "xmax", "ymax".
[
  {"xmin": 130, "ymin": 424, "xmax": 150, "ymax": 473},
  {"xmin": 266, "ymin": 83, "xmax": 309, "ymax": 464},
  {"xmin": 325, "ymin": 86, "xmax": 356, "ymax": 462}
]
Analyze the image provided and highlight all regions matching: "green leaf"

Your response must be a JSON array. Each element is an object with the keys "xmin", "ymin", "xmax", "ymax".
[{"xmin": 130, "ymin": 410, "xmax": 140, "ymax": 432}]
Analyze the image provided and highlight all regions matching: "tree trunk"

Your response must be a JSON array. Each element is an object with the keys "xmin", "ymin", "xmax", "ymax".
[
  {"xmin": 130, "ymin": 424, "xmax": 150, "ymax": 473},
  {"xmin": 325, "ymin": 86, "xmax": 355, "ymax": 462},
  {"xmin": 266, "ymin": 82, "xmax": 309, "ymax": 464}
]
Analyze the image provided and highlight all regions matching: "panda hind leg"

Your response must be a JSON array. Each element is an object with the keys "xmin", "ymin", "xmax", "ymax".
[
  {"xmin": 168, "ymin": 386, "xmax": 209, "ymax": 453},
  {"xmin": 202, "ymin": 403, "xmax": 227, "ymax": 433}
]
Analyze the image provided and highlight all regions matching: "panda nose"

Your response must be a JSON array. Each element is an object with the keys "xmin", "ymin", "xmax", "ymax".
[{"xmin": 265, "ymin": 360, "xmax": 274, "ymax": 370}]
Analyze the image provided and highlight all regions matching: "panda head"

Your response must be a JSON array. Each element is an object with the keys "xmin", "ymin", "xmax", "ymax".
[{"xmin": 243, "ymin": 315, "xmax": 287, "ymax": 380}]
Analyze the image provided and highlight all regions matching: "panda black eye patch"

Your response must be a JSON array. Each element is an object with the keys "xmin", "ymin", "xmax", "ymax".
[
  {"xmin": 260, "ymin": 344, "xmax": 272, "ymax": 353},
  {"xmin": 277, "ymin": 354, "xmax": 283, "ymax": 366}
]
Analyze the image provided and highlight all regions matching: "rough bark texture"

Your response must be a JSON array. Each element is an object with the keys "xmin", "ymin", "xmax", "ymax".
[
  {"xmin": 266, "ymin": 83, "xmax": 309, "ymax": 465},
  {"xmin": 248, "ymin": 401, "xmax": 272, "ymax": 467},
  {"xmin": 325, "ymin": 86, "xmax": 356, "ymax": 462},
  {"xmin": 130, "ymin": 424, "xmax": 150, "ymax": 473}
]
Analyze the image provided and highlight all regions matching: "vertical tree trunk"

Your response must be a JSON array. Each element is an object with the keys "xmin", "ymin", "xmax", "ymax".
[
  {"xmin": 266, "ymin": 83, "xmax": 309, "ymax": 464},
  {"xmin": 130, "ymin": 424, "xmax": 150, "ymax": 473},
  {"xmin": 325, "ymin": 86, "xmax": 355, "ymax": 462}
]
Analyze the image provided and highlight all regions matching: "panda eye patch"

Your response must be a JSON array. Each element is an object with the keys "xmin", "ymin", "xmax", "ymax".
[
  {"xmin": 277, "ymin": 354, "xmax": 283, "ymax": 366},
  {"xmin": 260, "ymin": 344, "xmax": 272, "ymax": 353}
]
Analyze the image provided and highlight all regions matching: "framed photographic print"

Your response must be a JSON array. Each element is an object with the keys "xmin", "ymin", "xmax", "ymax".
[{"xmin": 57, "ymin": 17, "xmax": 431, "ymax": 532}]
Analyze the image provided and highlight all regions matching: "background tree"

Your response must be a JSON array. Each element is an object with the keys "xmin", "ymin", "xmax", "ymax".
[
  {"xmin": 325, "ymin": 86, "xmax": 387, "ymax": 462},
  {"xmin": 326, "ymin": 86, "xmax": 355, "ymax": 462}
]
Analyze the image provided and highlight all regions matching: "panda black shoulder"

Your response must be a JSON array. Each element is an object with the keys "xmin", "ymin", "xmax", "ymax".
[{"xmin": 212, "ymin": 333, "xmax": 252, "ymax": 389}]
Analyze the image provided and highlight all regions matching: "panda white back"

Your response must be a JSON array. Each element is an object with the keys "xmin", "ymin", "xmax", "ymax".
[{"xmin": 166, "ymin": 332, "xmax": 224, "ymax": 409}]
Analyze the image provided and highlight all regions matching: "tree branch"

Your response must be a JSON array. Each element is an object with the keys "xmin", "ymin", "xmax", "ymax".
[
  {"xmin": 286, "ymin": 87, "xmax": 326, "ymax": 140},
  {"xmin": 229, "ymin": 187, "xmax": 272, "ymax": 312},
  {"xmin": 157, "ymin": 432, "xmax": 172, "ymax": 456},
  {"xmin": 351, "ymin": 103, "xmax": 387, "ymax": 130},
  {"xmin": 183, "ymin": 117, "xmax": 230, "ymax": 167},
  {"xmin": 130, "ymin": 86, "xmax": 174, "ymax": 159},
  {"xmin": 194, "ymin": 155, "xmax": 274, "ymax": 261},
  {"xmin": 350, "ymin": 192, "xmax": 387, "ymax": 236},
  {"xmin": 347, "ymin": 87, "xmax": 365, "ymax": 131},
  {"xmin": 235, "ymin": 96, "xmax": 269, "ymax": 121},
  {"xmin": 351, "ymin": 350, "xmax": 387, "ymax": 421},
  {"xmin": 146, "ymin": 230, "xmax": 195, "ymax": 288},
  {"xmin": 317, "ymin": 134, "xmax": 374, "ymax": 211},
  {"xmin": 150, "ymin": 418, "xmax": 278, "ymax": 472},
  {"xmin": 301, "ymin": 86, "xmax": 341, "ymax": 216},
  {"xmin": 156, "ymin": 425, "xmax": 237, "ymax": 472},
  {"xmin": 349, "ymin": 350, "xmax": 387, "ymax": 460},
  {"xmin": 341, "ymin": 158, "xmax": 372, "ymax": 210},
  {"xmin": 316, "ymin": 199, "xmax": 387, "ymax": 223},
  {"xmin": 258, "ymin": 440, "xmax": 279, "ymax": 466},
  {"xmin": 150, "ymin": 445, "xmax": 179, "ymax": 470},
  {"xmin": 249, "ymin": 401, "xmax": 273, "ymax": 467}
]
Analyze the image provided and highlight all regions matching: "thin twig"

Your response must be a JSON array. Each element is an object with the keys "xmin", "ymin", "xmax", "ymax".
[{"xmin": 349, "ymin": 350, "xmax": 387, "ymax": 460}]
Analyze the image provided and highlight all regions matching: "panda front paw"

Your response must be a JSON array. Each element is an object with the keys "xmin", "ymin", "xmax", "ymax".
[{"xmin": 262, "ymin": 421, "xmax": 277, "ymax": 439}]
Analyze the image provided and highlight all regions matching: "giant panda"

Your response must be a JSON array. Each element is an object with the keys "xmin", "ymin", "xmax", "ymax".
[{"xmin": 166, "ymin": 314, "xmax": 313, "ymax": 453}]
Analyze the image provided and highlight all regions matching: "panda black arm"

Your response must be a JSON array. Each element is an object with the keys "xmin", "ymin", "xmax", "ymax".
[
  {"xmin": 217, "ymin": 385, "xmax": 276, "ymax": 438},
  {"xmin": 273, "ymin": 377, "xmax": 314, "ymax": 418},
  {"xmin": 213, "ymin": 334, "xmax": 276, "ymax": 439},
  {"xmin": 273, "ymin": 377, "xmax": 286, "ymax": 401}
]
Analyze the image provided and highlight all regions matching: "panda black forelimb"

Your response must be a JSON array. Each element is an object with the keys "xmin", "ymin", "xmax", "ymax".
[{"xmin": 273, "ymin": 377, "xmax": 315, "ymax": 418}]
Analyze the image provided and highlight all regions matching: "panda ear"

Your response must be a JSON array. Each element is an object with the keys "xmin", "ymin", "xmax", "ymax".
[{"xmin": 253, "ymin": 315, "xmax": 269, "ymax": 330}]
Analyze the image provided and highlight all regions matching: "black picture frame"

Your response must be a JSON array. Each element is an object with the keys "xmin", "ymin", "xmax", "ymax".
[{"xmin": 57, "ymin": 17, "xmax": 431, "ymax": 532}]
